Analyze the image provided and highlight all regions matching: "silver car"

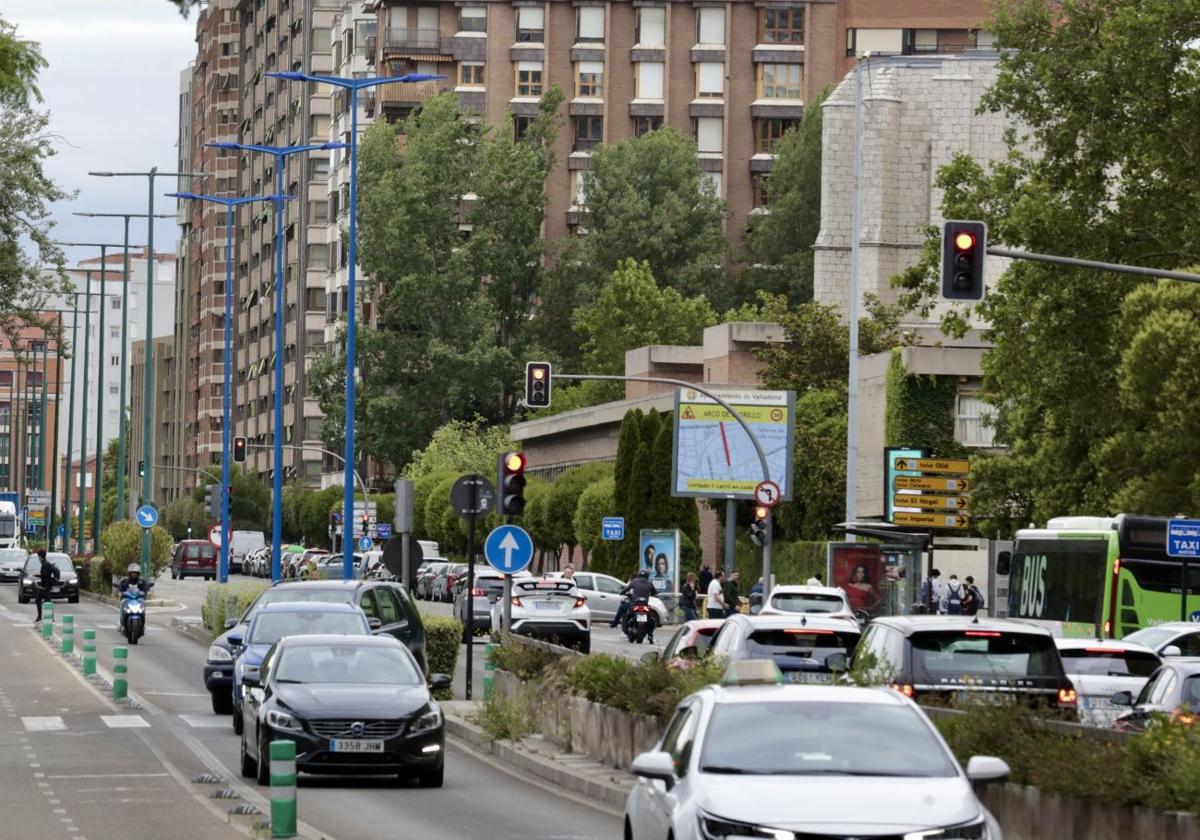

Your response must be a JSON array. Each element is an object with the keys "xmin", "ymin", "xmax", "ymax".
[
  {"xmin": 0, "ymin": 548, "xmax": 28, "ymax": 582},
  {"xmin": 556, "ymin": 571, "xmax": 670, "ymax": 625}
]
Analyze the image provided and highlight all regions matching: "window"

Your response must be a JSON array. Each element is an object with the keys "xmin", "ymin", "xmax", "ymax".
[
  {"xmin": 27, "ymin": 370, "xmax": 44, "ymax": 387},
  {"xmin": 636, "ymin": 62, "xmax": 663, "ymax": 99},
  {"xmin": 696, "ymin": 62, "xmax": 724, "ymax": 98},
  {"xmin": 110, "ymin": 297, "xmax": 121, "ymax": 310},
  {"xmin": 956, "ymin": 393, "xmax": 997, "ymax": 447},
  {"xmin": 696, "ymin": 7, "xmax": 725, "ymax": 45},
  {"xmin": 973, "ymin": 30, "xmax": 997, "ymax": 48},
  {"xmin": 758, "ymin": 63, "xmax": 802, "ymax": 98},
  {"xmin": 847, "ymin": 27, "xmax": 903, "ymax": 57},
  {"xmin": 634, "ymin": 115, "xmax": 663, "ymax": 136},
  {"xmin": 308, "ymin": 157, "xmax": 330, "ymax": 178},
  {"xmin": 635, "ymin": 7, "xmax": 665, "ymax": 46},
  {"xmin": 109, "ymin": 383, "xmax": 119, "ymax": 395},
  {"xmin": 761, "ymin": 7, "xmax": 803, "ymax": 44},
  {"xmin": 694, "ymin": 116, "xmax": 723, "ymax": 153},
  {"xmin": 517, "ymin": 6, "xmax": 544, "ymax": 42},
  {"xmin": 375, "ymin": 587, "xmax": 402, "ymax": 624},
  {"xmin": 513, "ymin": 114, "xmax": 535, "ymax": 141},
  {"xmin": 753, "ymin": 172, "xmax": 769, "ymax": 206},
  {"xmin": 576, "ymin": 6, "xmax": 604, "ymax": 43},
  {"xmin": 573, "ymin": 115, "xmax": 603, "ymax": 151},
  {"xmin": 515, "ymin": 61, "xmax": 543, "ymax": 96},
  {"xmin": 459, "ymin": 6, "xmax": 486, "ymax": 32},
  {"xmin": 110, "ymin": 354, "xmax": 120, "ymax": 367},
  {"xmin": 0, "ymin": 371, "xmax": 11, "ymax": 387},
  {"xmin": 576, "ymin": 61, "xmax": 603, "ymax": 97},
  {"xmin": 570, "ymin": 170, "xmax": 588, "ymax": 207},
  {"xmin": 755, "ymin": 117, "xmax": 798, "ymax": 152},
  {"xmin": 910, "ymin": 29, "xmax": 938, "ymax": 52},
  {"xmin": 458, "ymin": 61, "xmax": 485, "ymax": 86},
  {"xmin": 702, "ymin": 171, "xmax": 722, "ymax": 197},
  {"xmin": 596, "ymin": 575, "xmax": 623, "ymax": 594}
]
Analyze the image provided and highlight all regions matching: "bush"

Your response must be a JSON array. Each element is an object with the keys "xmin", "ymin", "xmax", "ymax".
[
  {"xmin": 99, "ymin": 521, "xmax": 173, "ymax": 579},
  {"xmin": 566, "ymin": 654, "xmax": 634, "ymax": 704},
  {"xmin": 421, "ymin": 613, "xmax": 462, "ymax": 699},
  {"xmin": 479, "ymin": 687, "xmax": 535, "ymax": 742},
  {"xmin": 201, "ymin": 581, "xmax": 269, "ymax": 638},
  {"xmin": 487, "ymin": 638, "xmax": 563, "ymax": 681},
  {"xmin": 567, "ymin": 654, "xmax": 726, "ymax": 721}
]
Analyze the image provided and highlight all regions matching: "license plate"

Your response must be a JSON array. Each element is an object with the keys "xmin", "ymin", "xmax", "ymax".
[
  {"xmin": 532, "ymin": 601, "xmax": 560, "ymax": 611},
  {"xmin": 785, "ymin": 671, "xmax": 831, "ymax": 684},
  {"xmin": 187, "ymin": 560, "xmax": 198, "ymax": 565},
  {"xmin": 329, "ymin": 739, "xmax": 384, "ymax": 753},
  {"xmin": 636, "ymin": 613, "xmax": 648, "ymax": 623},
  {"xmin": 953, "ymin": 691, "xmax": 1009, "ymax": 707}
]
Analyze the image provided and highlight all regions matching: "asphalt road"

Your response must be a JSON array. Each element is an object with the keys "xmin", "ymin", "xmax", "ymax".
[{"xmin": 5, "ymin": 577, "xmax": 622, "ymax": 840}]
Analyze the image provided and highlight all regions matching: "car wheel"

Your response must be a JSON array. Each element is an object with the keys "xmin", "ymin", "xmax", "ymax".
[
  {"xmin": 232, "ymin": 706, "xmax": 243, "ymax": 735},
  {"xmin": 211, "ymin": 691, "xmax": 233, "ymax": 715},
  {"xmin": 414, "ymin": 758, "xmax": 444, "ymax": 788},
  {"xmin": 578, "ymin": 636, "xmax": 591, "ymax": 655},
  {"xmin": 624, "ymin": 818, "xmax": 633, "ymax": 840},
  {"xmin": 17, "ymin": 594, "xmax": 27, "ymax": 604},
  {"xmin": 239, "ymin": 730, "xmax": 256, "ymax": 779},
  {"xmin": 255, "ymin": 730, "xmax": 270, "ymax": 786},
  {"xmin": 69, "ymin": 595, "xmax": 79, "ymax": 604},
  {"xmin": 170, "ymin": 568, "xmax": 177, "ymax": 580}
]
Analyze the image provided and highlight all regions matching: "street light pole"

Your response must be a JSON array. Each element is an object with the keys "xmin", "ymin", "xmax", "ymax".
[
  {"xmin": 205, "ymin": 141, "xmax": 346, "ymax": 583},
  {"xmin": 844, "ymin": 53, "xmax": 871, "ymax": 535},
  {"xmin": 63, "ymin": 294, "xmax": 80, "ymax": 551},
  {"xmin": 78, "ymin": 272, "xmax": 92, "ymax": 554},
  {"xmin": 48, "ymin": 314, "xmax": 61, "ymax": 548},
  {"xmin": 268, "ymin": 70, "xmax": 441, "ymax": 581}
]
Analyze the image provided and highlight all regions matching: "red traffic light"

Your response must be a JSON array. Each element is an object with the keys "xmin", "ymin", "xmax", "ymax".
[
  {"xmin": 953, "ymin": 231, "xmax": 976, "ymax": 251},
  {"xmin": 754, "ymin": 505, "xmax": 770, "ymax": 521},
  {"xmin": 502, "ymin": 451, "xmax": 527, "ymax": 473}
]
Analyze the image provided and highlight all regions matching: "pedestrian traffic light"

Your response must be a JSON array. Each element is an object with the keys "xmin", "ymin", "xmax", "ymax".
[
  {"xmin": 525, "ymin": 362, "xmax": 552, "ymax": 408},
  {"xmin": 498, "ymin": 451, "xmax": 527, "ymax": 516},
  {"xmin": 233, "ymin": 436, "xmax": 247, "ymax": 463},
  {"xmin": 749, "ymin": 505, "xmax": 770, "ymax": 547},
  {"xmin": 137, "ymin": 460, "xmax": 145, "ymax": 478},
  {"xmin": 941, "ymin": 220, "xmax": 987, "ymax": 302},
  {"xmin": 361, "ymin": 514, "xmax": 370, "ymax": 537},
  {"xmin": 204, "ymin": 484, "xmax": 218, "ymax": 519}
]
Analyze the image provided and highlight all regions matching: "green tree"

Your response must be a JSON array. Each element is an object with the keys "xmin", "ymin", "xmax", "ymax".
[
  {"xmin": 581, "ymin": 127, "xmax": 728, "ymax": 303},
  {"xmin": 162, "ymin": 497, "xmax": 207, "ymax": 541},
  {"xmin": 100, "ymin": 520, "xmax": 172, "ymax": 577},
  {"xmin": 281, "ymin": 481, "xmax": 311, "ymax": 542},
  {"xmin": 738, "ymin": 87, "xmax": 830, "ymax": 304},
  {"xmin": 521, "ymin": 477, "xmax": 556, "ymax": 570},
  {"xmin": 774, "ymin": 390, "xmax": 848, "ymax": 540},
  {"xmin": 545, "ymin": 462, "xmax": 613, "ymax": 560},
  {"xmin": 0, "ymin": 19, "xmax": 45, "ymax": 108},
  {"xmin": 423, "ymin": 473, "xmax": 464, "ymax": 555},
  {"xmin": 574, "ymin": 477, "xmax": 615, "ymax": 571},
  {"xmin": 299, "ymin": 485, "xmax": 343, "ymax": 549},
  {"xmin": 413, "ymin": 470, "xmax": 455, "ymax": 539},
  {"xmin": 404, "ymin": 418, "xmax": 513, "ymax": 481},
  {"xmin": 612, "ymin": 409, "xmax": 642, "ymax": 523}
]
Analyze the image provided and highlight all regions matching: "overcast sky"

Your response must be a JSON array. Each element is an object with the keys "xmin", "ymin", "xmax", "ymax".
[{"xmin": 6, "ymin": 0, "xmax": 197, "ymax": 267}]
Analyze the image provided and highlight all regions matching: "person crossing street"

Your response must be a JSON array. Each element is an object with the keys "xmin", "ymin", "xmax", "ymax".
[{"xmin": 33, "ymin": 549, "xmax": 57, "ymax": 622}]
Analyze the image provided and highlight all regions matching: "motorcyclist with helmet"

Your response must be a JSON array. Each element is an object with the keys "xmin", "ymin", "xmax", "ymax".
[
  {"xmin": 117, "ymin": 563, "xmax": 152, "ymax": 634},
  {"xmin": 610, "ymin": 569, "xmax": 658, "ymax": 642}
]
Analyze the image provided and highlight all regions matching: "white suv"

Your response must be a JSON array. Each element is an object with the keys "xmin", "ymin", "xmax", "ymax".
[
  {"xmin": 759, "ymin": 585, "xmax": 858, "ymax": 623},
  {"xmin": 490, "ymin": 576, "xmax": 591, "ymax": 654}
]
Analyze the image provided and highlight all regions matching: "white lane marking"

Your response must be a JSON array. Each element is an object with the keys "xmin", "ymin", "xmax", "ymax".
[
  {"xmin": 143, "ymin": 691, "xmax": 208, "ymax": 698},
  {"xmin": 22, "ymin": 716, "xmax": 65, "ymax": 731},
  {"xmin": 101, "ymin": 715, "xmax": 150, "ymax": 729},
  {"xmin": 179, "ymin": 714, "xmax": 229, "ymax": 729},
  {"xmin": 47, "ymin": 772, "xmax": 169, "ymax": 780}
]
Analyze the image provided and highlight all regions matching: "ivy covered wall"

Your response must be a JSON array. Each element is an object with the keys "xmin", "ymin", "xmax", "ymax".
[{"xmin": 883, "ymin": 349, "xmax": 965, "ymax": 457}]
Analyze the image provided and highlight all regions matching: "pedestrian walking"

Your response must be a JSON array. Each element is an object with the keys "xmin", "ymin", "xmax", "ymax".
[
  {"xmin": 723, "ymin": 571, "xmax": 743, "ymax": 615},
  {"xmin": 806, "ymin": 572, "xmax": 824, "ymax": 586},
  {"xmin": 941, "ymin": 574, "xmax": 966, "ymax": 616},
  {"xmin": 680, "ymin": 573, "xmax": 699, "ymax": 621},
  {"xmin": 562, "ymin": 565, "xmax": 575, "ymax": 580},
  {"xmin": 698, "ymin": 562, "xmax": 714, "ymax": 618},
  {"xmin": 920, "ymin": 568, "xmax": 943, "ymax": 613},
  {"xmin": 706, "ymin": 570, "xmax": 727, "ymax": 619},
  {"xmin": 33, "ymin": 549, "xmax": 57, "ymax": 622},
  {"xmin": 964, "ymin": 575, "xmax": 986, "ymax": 616}
]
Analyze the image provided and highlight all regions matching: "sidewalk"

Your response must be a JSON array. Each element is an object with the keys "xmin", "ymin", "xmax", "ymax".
[{"xmin": 442, "ymin": 700, "xmax": 634, "ymax": 812}]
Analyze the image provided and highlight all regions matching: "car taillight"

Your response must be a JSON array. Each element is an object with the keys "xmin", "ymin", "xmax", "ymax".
[
  {"xmin": 511, "ymin": 597, "xmax": 523, "ymax": 607},
  {"xmin": 1175, "ymin": 710, "xmax": 1197, "ymax": 726},
  {"xmin": 889, "ymin": 683, "xmax": 914, "ymax": 698},
  {"xmin": 574, "ymin": 596, "xmax": 587, "ymax": 608},
  {"xmin": 1057, "ymin": 687, "xmax": 1077, "ymax": 706},
  {"xmin": 471, "ymin": 588, "xmax": 486, "ymax": 597}
]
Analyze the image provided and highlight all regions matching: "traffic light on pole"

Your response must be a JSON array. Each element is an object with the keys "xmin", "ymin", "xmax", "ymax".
[
  {"xmin": 498, "ymin": 451, "xmax": 527, "ymax": 516},
  {"xmin": 204, "ymin": 484, "xmax": 218, "ymax": 519},
  {"xmin": 137, "ymin": 460, "xmax": 145, "ymax": 478},
  {"xmin": 361, "ymin": 514, "xmax": 370, "ymax": 537},
  {"xmin": 940, "ymin": 220, "xmax": 987, "ymax": 302},
  {"xmin": 525, "ymin": 362, "xmax": 552, "ymax": 408},
  {"xmin": 749, "ymin": 505, "xmax": 770, "ymax": 547},
  {"xmin": 233, "ymin": 436, "xmax": 247, "ymax": 463}
]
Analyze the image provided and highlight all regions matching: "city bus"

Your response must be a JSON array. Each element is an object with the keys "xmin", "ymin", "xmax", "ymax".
[{"xmin": 1005, "ymin": 515, "xmax": 1200, "ymax": 639}]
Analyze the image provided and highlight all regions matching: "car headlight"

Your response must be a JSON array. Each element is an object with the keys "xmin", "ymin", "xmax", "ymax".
[
  {"xmin": 207, "ymin": 644, "xmax": 233, "ymax": 663},
  {"xmin": 409, "ymin": 704, "xmax": 443, "ymax": 735},
  {"xmin": 22, "ymin": 577, "xmax": 32, "ymax": 585},
  {"xmin": 699, "ymin": 812, "xmax": 795, "ymax": 840},
  {"xmin": 266, "ymin": 709, "xmax": 303, "ymax": 732},
  {"xmin": 905, "ymin": 815, "xmax": 989, "ymax": 839},
  {"xmin": 67, "ymin": 578, "xmax": 78, "ymax": 585}
]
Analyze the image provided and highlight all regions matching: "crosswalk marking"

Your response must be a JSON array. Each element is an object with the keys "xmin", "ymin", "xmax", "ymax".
[
  {"xmin": 179, "ymin": 714, "xmax": 228, "ymax": 729},
  {"xmin": 100, "ymin": 715, "xmax": 150, "ymax": 729},
  {"xmin": 22, "ymin": 716, "xmax": 65, "ymax": 731}
]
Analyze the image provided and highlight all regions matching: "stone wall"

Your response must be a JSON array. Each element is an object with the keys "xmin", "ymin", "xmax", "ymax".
[{"xmin": 979, "ymin": 784, "xmax": 1199, "ymax": 840}]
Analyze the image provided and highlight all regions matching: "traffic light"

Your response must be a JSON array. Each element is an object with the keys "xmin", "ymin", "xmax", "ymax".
[
  {"xmin": 233, "ymin": 436, "xmax": 247, "ymax": 463},
  {"xmin": 525, "ymin": 362, "xmax": 551, "ymax": 408},
  {"xmin": 498, "ymin": 451, "xmax": 527, "ymax": 516},
  {"xmin": 941, "ymin": 220, "xmax": 987, "ymax": 302},
  {"xmin": 749, "ymin": 505, "xmax": 770, "ymax": 547},
  {"xmin": 204, "ymin": 484, "xmax": 218, "ymax": 519},
  {"xmin": 361, "ymin": 514, "xmax": 370, "ymax": 537},
  {"xmin": 137, "ymin": 460, "xmax": 145, "ymax": 478}
]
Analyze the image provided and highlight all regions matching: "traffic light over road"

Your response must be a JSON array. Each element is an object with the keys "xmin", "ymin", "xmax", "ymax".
[
  {"xmin": 941, "ymin": 220, "xmax": 987, "ymax": 302},
  {"xmin": 233, "ymin": 436, "xmax": 247, "ymax": 463},
  {"xmin": 749, "ymin": 505, "xmax": 770, "ymax": 547},
  {"xmin": 525, "ymin": 362, "xmax": 551, "ymax": 408},
  {"xmin": 498, "ymin": 451, "xmax": 528, "ymax": 516}
]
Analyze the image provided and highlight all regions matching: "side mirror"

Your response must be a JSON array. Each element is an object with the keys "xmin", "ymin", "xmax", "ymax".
[
  {"xmin": 227, "ymin": 634, "xmax": 243, "ymax": 647},
  {"xmin": 824, "ymin": 652, "xmax": 848, "ymax": 672},
  {"xmin": 631, "ymin": 751, "xmax": 676, "ymax": 791},
  {"xmin": 429, "ymin": 673, "xmax": 452, "ymax": 692},
  {"xmin": 1163, "ymin": 645, "xmax": 1183, "ymax": 658},
  {"xmin": 242, "ymin": 668, "xmax": 261, "ymax": 689},
  {"xmin": 965, "ymin": 755, "xmax": 1010, "ymax": 783},
  {"xmin": 224, "ymin": 618, "xmax": 238, "ymax": 630},
  {"xmin": 640, "ymin": 650, "xmax": 660, "ymax": 665},
  {"xmin": 1110, "ymin": 690, "xmax": 1133, "ymax": 707},
  {"xmin": 995, "ymin": 551, "xmax": 1011, "ymax": 576},
  {"xmin": 367, "ymin": 617, "xmax": 383, "ymax": 631}
]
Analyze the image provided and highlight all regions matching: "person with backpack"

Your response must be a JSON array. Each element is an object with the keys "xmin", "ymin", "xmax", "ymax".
[
  {"xmin": 964, "ymin": 575, "xmax": 986, "ymax": 616},
  {"xmin": 919, "ymin": 568, "xmax": 943, "ymax": 613},
  {"xmin": 34, "ymin": 549, "xmax": 58, "ymax": 622},
  {"xmin": 941, "ymin": 574, "xmax": 966, "ymax": 615}
]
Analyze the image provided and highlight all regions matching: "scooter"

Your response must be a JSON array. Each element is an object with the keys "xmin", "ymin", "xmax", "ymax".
[
  {"xmin": 624, "ymin": 597, "xmax": 654, "ymax": 644},
  {"xmin": 120, "ymin": 587, "xmax": 147, "ymax": 645}
]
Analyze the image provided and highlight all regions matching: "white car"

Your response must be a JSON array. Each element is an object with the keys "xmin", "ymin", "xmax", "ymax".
[
  {"xmin": 625, "ymin": 660, "xmax": 1008, "ymax": 840},
  {"xmin": 708, "ymin": 614, "xmax": 862, "ymax": 684},
  {"xmin": 1123, "ymin": 622, "xmax": 1200, "ymax": 658},
  {"xmin": 489, "ymin": 576, "xmax": 591, "ymax": 654},
  {"xmin": 0, "ymin": 548, "xmax": 28, "ymax": 582},
  {"xmin": 1054, "ymin": 638, "xmax": 1161, "ymax": 727},
  {"xmin": 758, "ymin": 584, "xmax": 857, "ymax": 622},
  {"xmin": 548, "ymin": 571, "xmax": 670, "ymax": 626}
]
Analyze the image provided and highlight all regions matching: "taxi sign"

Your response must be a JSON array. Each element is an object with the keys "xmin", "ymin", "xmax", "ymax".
[{"xmin": 721, "ymin": 659, "xmax": 783, "ymax": 686}]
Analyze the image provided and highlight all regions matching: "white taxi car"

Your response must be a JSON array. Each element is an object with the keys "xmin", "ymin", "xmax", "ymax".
[
  {"xmin": 489, "ymin": 576, "xmax": 591, "ymax": 654},
  {"xmin": 758, "ymin": 584, "xmax": 857, "ymax": 622},
  {"xmin": 625, "ymin": 660, "xmax": 1008, "ymax": 840},
  {"xmin": 708, "ymin": 614, "xmax": 861, "ymax": 684},
  {"xmin": 1053, "ymin": 638, "xmax": 1160, "ymax": 727}
]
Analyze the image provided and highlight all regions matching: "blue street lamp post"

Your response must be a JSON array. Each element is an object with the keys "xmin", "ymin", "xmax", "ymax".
[
  {"xmin": 268, "ymin": 70, "xmax": 442, "ymax": 581},
  {"xmin": 167, "ymin": 191, "xmax": 289, "ymax": 583},
  {"xmin": 205, "ymin": 141, "xmax": 345, "ymax": 584}
]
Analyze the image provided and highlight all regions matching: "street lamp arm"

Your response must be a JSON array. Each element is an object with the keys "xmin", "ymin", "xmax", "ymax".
[
  {"xmin": 154, "ymin": 464, "xmax": 221, "ymax": 485},
  {"xmin": 244, "ymin": 442, "xmax": 369, "ymax": 503}
]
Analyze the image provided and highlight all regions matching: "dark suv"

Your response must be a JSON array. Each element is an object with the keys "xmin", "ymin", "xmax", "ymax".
[
  {"xmin": 203, "ymin": 579, "xmax": 426, "ymax": 714},
  {"xmin": 851, "ymin": 616, "xmax": 1078, "ymax": 718},
  {"xmin": 17, "ymin": 553, "xmax": 78, "ymax": 604}
]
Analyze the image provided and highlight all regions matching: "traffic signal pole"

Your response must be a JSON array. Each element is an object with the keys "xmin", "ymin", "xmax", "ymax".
[{"xmin": 985, "ymin": 247, "xmax": 1200, "ymax": 285}]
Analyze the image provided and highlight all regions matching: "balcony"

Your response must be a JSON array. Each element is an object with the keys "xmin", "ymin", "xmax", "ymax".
[
  {"xmin": 378, "ymin": 79, "xmax": 446, "ymax": 108},
  {"xmin": 382, "ymin": 28, "xmax": 442, "ymax": 55}
]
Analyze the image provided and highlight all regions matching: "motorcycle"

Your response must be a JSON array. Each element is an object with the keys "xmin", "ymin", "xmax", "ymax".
[
  {"xmin": 623, "ymin": 597, "xmax": 654, "ymax": 644},
  {"xmin": 120, "ymin": 586, "xmax": 148, "ymax": 645}
]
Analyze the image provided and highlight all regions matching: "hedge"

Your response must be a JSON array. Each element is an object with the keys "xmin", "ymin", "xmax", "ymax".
[
  {"xmin": 201, "ymin": 581, "xmax": 269, "ymax": 639},
  {"xmin": 420, "ymin": 612, "xmax": 462, "ymax": 700}
]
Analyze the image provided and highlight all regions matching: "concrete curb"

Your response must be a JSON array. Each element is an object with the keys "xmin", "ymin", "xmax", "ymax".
[
  {"xmin": 444, "ymin": 711, "xmax": 630, "ymax": 813},
  {"xmin": 170, "ymin": 616, "xmax": 214, "ymax": 646},
  {"xmin": 80, "ymin": 589, "xmax": 176, "ymax": 608}
]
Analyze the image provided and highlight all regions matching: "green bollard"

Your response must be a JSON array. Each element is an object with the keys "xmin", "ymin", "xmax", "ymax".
[
  {"xmin": 61, "ymin": 615, "xmax": 74, "ymax": 655},
  {"xmin": 483, "ymin": 642, "xmax": 497, "ymax": 699},
  {"xmin": 112, "ymin": 646, "xmax": 128, "ymax": 700},
  {"xmin": 82, "ymin": 630, "xmax": 96, "ymax": 676},
  {"xmin": 41, "ymin": 602, "xmax": 54, "ymax": 639},
  {"xmin": 269, "ymin": 739, "xmax": 298, "ymax": 838}
]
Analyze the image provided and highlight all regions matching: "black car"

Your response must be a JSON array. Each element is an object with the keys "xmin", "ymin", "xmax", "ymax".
[
  {"xmin": 203, "ymin": 579, "xmax": 426, "ymax": 715},
  {"xmin": 1113, "ymin": 658, "xmax": 1200, "ymax": 733},
  {"xmin": 452, "ymin": 568, "xmax": 508, "ymax": 638},
  {"xmin": 239, "ymin": 635, "xmax": 450, "ymax": 787},
  {"xmin": 851, "ymin": 616, "xmax": 1079, "ymax": 719},
  {"xmin": 17, "ymin": 553, "xmax": 79, "ymax": 604}
]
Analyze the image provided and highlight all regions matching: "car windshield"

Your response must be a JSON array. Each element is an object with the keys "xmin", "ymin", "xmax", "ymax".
[
  {"xmin": 0, "ymin": 549, "xmax": 27, "ymax": 564},
  {"xmin": 769, "ymin": 593, "xmax": 846, "ymax": 614},
  {"xmin": 1184, "ymin": 677, "xmax": 1200, "ymax": 707},
  {"xmin": 1058, "ymin": 648, "xmax": 1159, "ymax": 678},
  {"xmin": 50, "ymin": 556, "xmax": 74, "ymax": 576},
  {"xmin": 275, "ymin": 644, "xmax": 422, "ymax": 686},
  {"xmin": 250, "ymin": 611, "xmax": 368, "ymax": 645},
  {"xmin": 699, "ymin": 701, "xmax": 957, "ymax": 777},
  {"xmin": 744, "ymin": 628, "xmax": 860, "ymax": 670},
  {"xmin": 186, "ymin": 543, "xmax": 216, "ymax": 558},
  {"xmin": 911, "ymin": 631, "xmax": 1062, "ymax": 681},
  {"xmin": 1124, "ymin": 627, "xmax": 1178, "ymax": 651}
]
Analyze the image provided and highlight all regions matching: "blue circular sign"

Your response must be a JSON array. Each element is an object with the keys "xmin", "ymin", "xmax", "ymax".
[
  {"xmin": 484, "ymin": 525, "xmax": 534, "ymax": 574},
  {"xmin": 135, "ymin": 505, "xmax": 159, "ymax": 529},
  {"xmin": 57, "ymin": 524, "xmax": 67, "ymax": 537},
  {"xmin": 358, "ymin": 536, "xmax": 373, "ymax": 551}
]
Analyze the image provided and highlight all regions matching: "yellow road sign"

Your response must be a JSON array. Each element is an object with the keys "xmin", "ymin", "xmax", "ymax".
[
  {"xmin": 892, "ymin": 457, "xmax": 970, "ymax": 475},
  {"xmin": 894, "ymin": 476, "xmax": 971, "ymax": 492},
  {"xmin": 893, "ymin": 511, "xmax": 971, "ymax": 529},
  {"xmin": 893, "ymin": 494, "xmax": 971, "ymax": 511}
]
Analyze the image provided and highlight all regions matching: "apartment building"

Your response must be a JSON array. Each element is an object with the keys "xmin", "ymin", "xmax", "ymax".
[
  {"xmin": 364, "ymin": 0, "xmax": 990, "ymax": 239},
  {"xmin": 130, "ymin": 336, "xmax": 178, "ymax": 507},
  {"xmin": 0, "ymin": 322, "xmax": 65, "ymax": 503}
]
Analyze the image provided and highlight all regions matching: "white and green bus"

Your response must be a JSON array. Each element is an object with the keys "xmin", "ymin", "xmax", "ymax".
[{"xmin": 1005, "ymin": 515, "xmax": 1200, "ymax": 639}]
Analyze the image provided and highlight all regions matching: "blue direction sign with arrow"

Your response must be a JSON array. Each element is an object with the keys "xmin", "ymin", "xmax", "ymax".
[
  {"xmin": 1167, "ymin": 519, "xmax": 1200, "ymax": 558},
  {"xmin": 484, "ymin": 524, "xmax": 534, "ymax": 574},
  {"xmin": 358, "ymin": 535, "xmax": 374, "ymax": 551},
  {"xmin": 602, "ymin": 516, "xmax": 624, "ymax": 541},
  {"xmin": 135, "ymin": 505, "xmax": 159, "ymax": 529}
]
